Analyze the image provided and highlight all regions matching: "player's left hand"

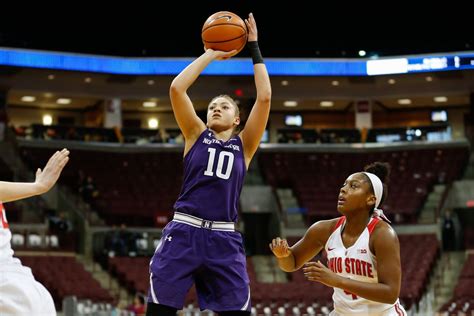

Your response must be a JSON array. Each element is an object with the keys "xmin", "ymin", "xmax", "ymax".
[
  {"xmin": 303, "ymin": 260, "xmax": 341, "ymax": 288},
  {"xmin": 245, "ymin": 13, "xmax": 258, "ymax": 42}
]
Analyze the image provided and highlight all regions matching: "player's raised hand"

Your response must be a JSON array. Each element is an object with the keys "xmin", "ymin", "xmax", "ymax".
[
  {"xmin": 35, "ymin": 148, "xmax": 70, "ymax": 194},
  {"xmin": 245, "ymin": 12, "xmax": 258, "ymax": 42}
]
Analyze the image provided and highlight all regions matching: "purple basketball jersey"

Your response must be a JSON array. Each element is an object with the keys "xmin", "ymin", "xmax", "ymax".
[{"xmin": 174, "ymin": 129, "xmax": 246, "ymax": 222}]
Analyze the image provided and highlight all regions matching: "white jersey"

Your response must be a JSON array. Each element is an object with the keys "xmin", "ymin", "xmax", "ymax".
[
  {"xmin": 0, "ymin": 201, "xmax": 56, "ymax": 315},
  {"xmin": 0, "ymin": 201, "xmax": 24, "ymax": 269},
  {"xmin": 325, "ymin": 216, "xmax": 407, "ymax": 316}
]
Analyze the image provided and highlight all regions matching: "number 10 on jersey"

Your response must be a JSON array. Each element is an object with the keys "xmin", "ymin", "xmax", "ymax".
[{"xmin": 204, "ymin": 148, "xmax": 234, "ymax": 180}]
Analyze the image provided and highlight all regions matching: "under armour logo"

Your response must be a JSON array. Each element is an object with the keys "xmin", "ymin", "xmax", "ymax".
[{"xmin": 165, "ymin": 236, "xmax": 172, "ymax": 242}]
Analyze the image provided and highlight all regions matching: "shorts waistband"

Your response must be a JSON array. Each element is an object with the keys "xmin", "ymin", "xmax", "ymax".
[{"xmin": 172, "ymin": 212, "xmax": 235, "ymax": 232}]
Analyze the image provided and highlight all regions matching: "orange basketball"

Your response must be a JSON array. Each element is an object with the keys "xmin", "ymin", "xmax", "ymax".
[{"xmin": 202, "ymin": 11, "xmax": 248, "ymax": 56}]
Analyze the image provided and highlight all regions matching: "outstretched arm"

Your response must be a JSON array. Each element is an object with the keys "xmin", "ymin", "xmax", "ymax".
[
  {"xmin": 240, "ymin": 13, "xmax": 272, "ymax": 167},
  {"xmin": 0, "ymin": 148, "xmax": 69, "ymax": 202},
  {"xmin": 170, "ymin": 49, "xmax": 236, "ymax": 153}
]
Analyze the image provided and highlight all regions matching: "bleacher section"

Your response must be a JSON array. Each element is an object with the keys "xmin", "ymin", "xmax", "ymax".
[
  {"xmin": 108, "ymin": 256, "xmax": 149, "ymax": 295},
  {"xmin": 19, "ymin": 146, "xmax": 183, "ymax": 227},
  {"xmin": 439, "ymin": 254, "xmax": 474, "ymax": 314},
  {"xmin": 19, "ymin": 255, "xmax": 113, "ymax": 309},
  {"xmin": 18, "ymin": 141, "xmax": 469, "ymax": 228},
  {"xmin": 259, "ymin": 145, "xmax": 469, "ymax": 224},
  {"xmin": 398, "ymin": 234, "xmax": 439, "ymax": 310}
]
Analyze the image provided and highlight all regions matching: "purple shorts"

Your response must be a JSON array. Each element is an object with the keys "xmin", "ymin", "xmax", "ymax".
[{"xmin": 147, "ymin": 221, "xmax": 251, "ymax": 312}]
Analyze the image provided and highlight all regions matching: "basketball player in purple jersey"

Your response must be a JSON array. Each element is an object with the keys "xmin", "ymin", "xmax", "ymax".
[{"xmin": 146, "ymin": 13, "xmax": 271, "ymax": 316}]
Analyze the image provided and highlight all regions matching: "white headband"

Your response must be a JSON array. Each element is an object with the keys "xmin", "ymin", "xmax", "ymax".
[{"xmin": 362, "ymin": 172, "xmax": 383, "ymax": 208}]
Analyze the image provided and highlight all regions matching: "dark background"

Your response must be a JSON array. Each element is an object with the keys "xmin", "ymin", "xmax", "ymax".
[{"xmin": 1, "ymin": 2, "xmax": 472, "ymax": 59}]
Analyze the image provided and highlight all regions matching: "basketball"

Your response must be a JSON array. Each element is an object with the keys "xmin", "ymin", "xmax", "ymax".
[{"xmin": 202, "ymin": 11, "xmax": 248, "ymax": 56}]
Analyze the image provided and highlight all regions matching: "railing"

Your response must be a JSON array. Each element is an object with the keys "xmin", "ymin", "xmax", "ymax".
[
  {"xmin": 436, "ymin": 182, "xmax": 453, "ymax": 220},
  {"xmin": 16, "ymin": 137, "xmax": 471, "ymax": 153}
]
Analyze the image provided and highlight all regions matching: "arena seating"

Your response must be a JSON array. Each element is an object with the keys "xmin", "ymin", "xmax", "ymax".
[
  {"xmin": 398, "ymin": 234, "xmax": 439, "ymax": 310},
  {"xmin": 19, "ymin": 147, "xmax": 183, "ymax": 227},
  {"xmin": 19, "ymin": 144, "xmax": 469, "ymax": 227},
  {"xmin": 108, "ymin": 256, "xmax": 150, "ymax": 295},
  {"xmin": 18, "ymin": 256, "xmax": 114, "ymax": 309},
  {"xmin": 438, "ymin": 254, "xmax": 474, "ymax": 314},
  {"xmin": 259, "ymin": 146, "xmax": 469, "ymax": 224}
]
